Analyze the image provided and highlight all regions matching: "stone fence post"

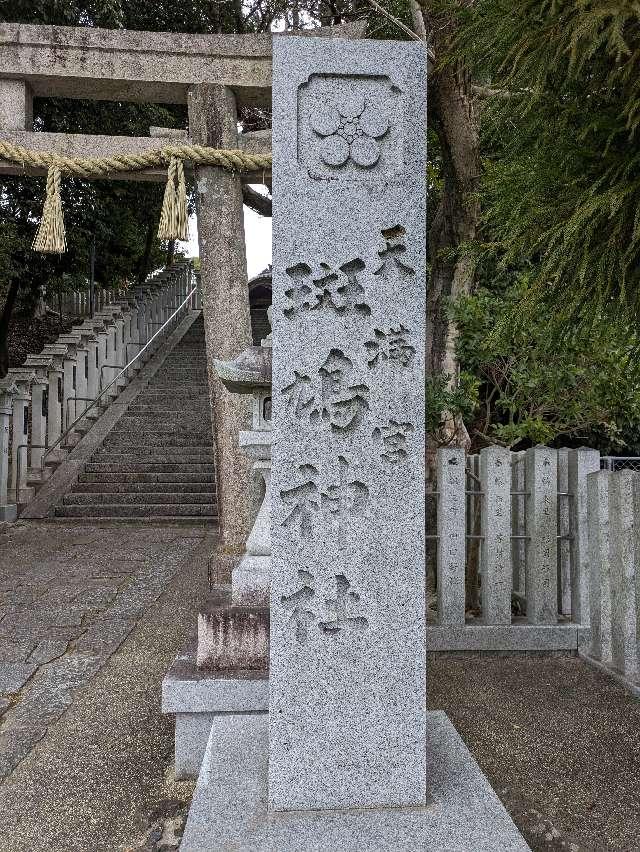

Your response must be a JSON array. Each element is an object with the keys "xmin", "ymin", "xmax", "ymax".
[
  {"xmin": 437, "ymin": 448, "xmax": 466, "ymax": 626},
  {"xmin": 525, "ymin": 446, "xmax": 558, "ymax": 624},
  {"xmin": 568, "ymin": 448, "xmax": 600, "ymax": 628},
  {"xmin": 480, "ymin": 445, "xmax": 512, "ymax": 625},
  {"xmin": 587, "ymin": 470, "xmax": 613, "ymax": 663},
  {"xmin": 0, "ymin": 380, "xmax": 18, "ymax": 521}
]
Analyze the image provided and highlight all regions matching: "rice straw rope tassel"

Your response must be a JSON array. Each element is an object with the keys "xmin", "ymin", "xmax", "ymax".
[
  {"xmin": 158, "ymin": 156, "xmax": 189, "ymax": 242},
  {"xmin": 32, "ymin": 164, "xmax": 66, "ymax": 254}
]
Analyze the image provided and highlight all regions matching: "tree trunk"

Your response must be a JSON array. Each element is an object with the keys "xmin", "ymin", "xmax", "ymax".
[
  {"xmin": 420, "ymin": 4, "xmax": 481, "ymax": 448},
  {"xmin": 0, "ymin": 276, "xmax": 20, "ymax": 378}
]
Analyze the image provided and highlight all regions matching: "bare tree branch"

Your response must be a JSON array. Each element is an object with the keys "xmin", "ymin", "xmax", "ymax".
[
  {"xmin": 363, "ymin": 0, "xmax": 424, "ymax": 41},
  {"xmin": 243, "ymin": 185, "xmax": 272, "ymax": 217}
]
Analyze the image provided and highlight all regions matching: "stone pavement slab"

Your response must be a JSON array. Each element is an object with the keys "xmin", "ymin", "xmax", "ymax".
[{"xmin": 0, "ymin": 520, "xmax": 210, "ymax": 785}]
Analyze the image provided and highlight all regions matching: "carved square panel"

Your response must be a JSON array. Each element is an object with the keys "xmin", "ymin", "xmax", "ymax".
[{"xmin": 297, "ymin": 73, "xmax": 403, "ymax": 179}]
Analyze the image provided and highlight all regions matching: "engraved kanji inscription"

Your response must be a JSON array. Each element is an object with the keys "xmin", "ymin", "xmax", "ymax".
[
  {"xmin": 281, "ymin": 570, "xmax": 368, "ymax": 643},
  {"xmin": 321, "ymin": 456, "xmax": 370, "ymax": 519},
  {"xmin": 318, "ymin": 574, "xmax": 369, "ymax": 635},
  {"xmin": 280, "ymin": 464, "xmax": 320, "ymax": 538},
  {"xmin": 280, "ymin": 457, "xmax": 369, "ymax": 537},
  {"xmin": 365, "ymin": 325, "xmax": 416, "ymax": 368},
  {"xmin": 281, "ymin": 570, "xmax": 316, "ymax": 642},
  {"xmin": 284, "ymin": 258, "xmax": 370, "ymax": 319},
  {"xmin": 373, "ymin": 420, "xmax": 414, "ymax": 464},
  {"xmin": 281, "ymin": 349, "xmax": 370, "ymax": 433}
]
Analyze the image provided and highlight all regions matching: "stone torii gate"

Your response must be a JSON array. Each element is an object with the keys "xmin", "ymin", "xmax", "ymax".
[{"xmin": 0, "ymin": 20, "xmax": 360, "ymax": 565}]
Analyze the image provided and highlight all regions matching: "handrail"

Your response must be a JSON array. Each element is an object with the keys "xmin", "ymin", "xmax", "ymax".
[{"xmin": 42, "ymin": 284, "xmax": 197, "ymax": 463}]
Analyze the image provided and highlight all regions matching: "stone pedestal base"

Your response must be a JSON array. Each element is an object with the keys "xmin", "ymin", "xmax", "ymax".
[
  {"xmin": 161, "ymin": 641, "xmax": 268, "ymax": 779},
  {"xmin": 180, "ymin": 711, "xmax": 531, "ymax": 851}
]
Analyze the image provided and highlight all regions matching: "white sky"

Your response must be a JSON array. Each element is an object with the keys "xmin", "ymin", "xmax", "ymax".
[{"xmin": 180, "ymin": 202, "xmax": 273, "ymax": 279}]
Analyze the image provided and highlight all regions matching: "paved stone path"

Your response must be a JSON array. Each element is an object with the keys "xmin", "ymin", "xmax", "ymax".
[{"xmin": 0, "ymin": 520, "xmax": 211, "ymax": 795}]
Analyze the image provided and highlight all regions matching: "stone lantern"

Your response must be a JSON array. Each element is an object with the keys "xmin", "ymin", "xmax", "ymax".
[
  {"xmin": 195, "ymin": 321, "xmax": 272, "ymax": 671},
  {"xmin": 214, "ymin": 334, "xmax": 272, "ymax": 607}
]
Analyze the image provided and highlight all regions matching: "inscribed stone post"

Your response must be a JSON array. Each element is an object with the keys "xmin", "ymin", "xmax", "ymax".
[
  {"xmin": 437, "ymin": 447, "xmax": 466, "ymax": 626},
  {"xmin": 480, "ymin": 446, "xmax": 512, "ymax": 625},
  {"xmin": 525, "ymin": 447, "xmax": 558, "ymax": 624},
  {"xmin": 270, "ymin": 36, "xmax": 427, "ymax": 812},
  {"xmin": 568, "ymin": 448, "xmax": 600, "ymax": 628},
  {"xmin": 609, "ymin": 471, "xmax": 640, "ymax": 679}
]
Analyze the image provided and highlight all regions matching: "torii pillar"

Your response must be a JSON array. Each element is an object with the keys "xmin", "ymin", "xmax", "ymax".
[{"xmin": 188, "ymin": 84, "xmax": 253, "ymax": 574}]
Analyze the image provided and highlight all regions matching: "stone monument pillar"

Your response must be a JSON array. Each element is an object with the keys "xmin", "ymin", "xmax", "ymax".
[
  {"xmin": 178, "ymin": 37, "xmax": 532, "ymax": 852},
  {"xmin": 270, "ymin": 36, "xmax": 427, "ymax": 811}
]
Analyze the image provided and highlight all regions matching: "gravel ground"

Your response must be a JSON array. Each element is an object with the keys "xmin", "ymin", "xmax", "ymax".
[
  {"xmin": 0, "ymin": 522, "xmax": 215, "ymax": 852},
  {"xmin": 429, "ymin": 652, "xmax": 640, "ymax": 852}
]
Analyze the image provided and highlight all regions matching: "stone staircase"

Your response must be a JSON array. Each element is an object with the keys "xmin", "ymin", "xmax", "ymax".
[{"xmin": 55, "ymin": 315, "xmax": 217, "ymax": 521}]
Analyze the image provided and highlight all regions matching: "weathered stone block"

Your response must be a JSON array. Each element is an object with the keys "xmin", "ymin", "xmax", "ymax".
[
  {"xmin": 270, "ymin": 37, "xmax": 427, "ymax": 812},
  {"xmin": 197, "ymin": 590, "xmax": 269, "ymax": 671},
  {"xmin": 0, "ymin": 80, "xmax": 32, "ymax": 130}
]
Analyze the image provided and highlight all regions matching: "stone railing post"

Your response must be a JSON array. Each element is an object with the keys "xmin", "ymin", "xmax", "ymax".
[
  {"xmin": 61, "ymin": 342, "xmax": 78, "ymax": 431},
  {"xmin": 480, "ymin": 445, "xmax": 512, "ymax": 625},
  {"xmin": 41, "ymin": 344, "xmax": 67, "ymax": 446},
  {"xmin": 609, "ymin": 471, "xmax": 640, "ymax": 680},
  {"xmin": 8, "ymin": 372, "xmax": 35, "ymax": 503},
  {"xmin": 525, "ymin": 446, "xmax": 558, "ymax": 624},
  {"xmin": 437, "ymin": 447, "xmax": 466, "ymax": 626},
  {"xmin": 0, "ymin": 382, "xmax": 17, "ymax": 521},
  {"xmin": 586, "ymin": 470, "xmax": 613, "ymax": 662},
  {"xmin": 568, "ymin": 448, "xmax": 600, "ymax": 628},
  {"xmin": 23, "ymin": 354, "xmax": 54, "ymax": 474}
]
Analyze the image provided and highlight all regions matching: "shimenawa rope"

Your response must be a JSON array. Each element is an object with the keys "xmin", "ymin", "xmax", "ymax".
[{"xmin": 0, "ymin": 140, "xmax": 273, "ymax": 254}]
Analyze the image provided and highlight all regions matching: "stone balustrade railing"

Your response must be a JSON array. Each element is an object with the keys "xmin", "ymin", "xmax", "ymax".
[
  {"xmin": 43, "ymin": 284, "xmax": 130, "ymax": 318},
  {"xmin": 0, "ymin": 260, "xmax": 202, "ymax": 522},
  {"xmin": 429, "ymin": 446, "xmax": 601, "ymax": 651}
]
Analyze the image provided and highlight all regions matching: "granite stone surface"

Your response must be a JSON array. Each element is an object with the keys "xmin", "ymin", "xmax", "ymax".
[
  {"xmin": 436, "ymin": 448, "xmax": 466, "ymax": 626},
  {"xmin": 606, "ymin": 471, "xmax": 640, "ymax": 680},
  {"xmin": 425, "ymin": 624, "xmax": 580, "ymax": 652},
  {"xmin": 270, "ymin": 36, "xmax": 427, "ymax": 812},
  {"xmin": 525, "ymin": 447, "xmax": 558, "ymax": 624},
  {"xmin": 480, "ymin": 446, "xmax": 512, "ymax": 625},
  {"xmin": 567, "ymin": 448, "xmax": 600, "ymax": 627},
  {"xmin": 180, "ymin": 711, "xmax": 531, "ymax": 851},
  {"xmin": 174, "ymin": 712, "xmax": 216, "ymax": 779},
  {"xmin": 161, "ymin": 639, "xmax": 269, "ymax": 714},
  {"xmin": 587, "ymin": 471, "xmax": 613, "ymax": 662}
]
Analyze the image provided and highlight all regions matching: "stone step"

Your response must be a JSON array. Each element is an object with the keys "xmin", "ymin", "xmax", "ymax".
[
  {"xmin": 73, "ymin": 481, "xmax": 215, "ymax": 493},
  {"xmin": 101, "ymin": 435, "xmax": 213, "ymax": 447},
  {"xmin": 63, "ymin": 491, "xmax": 216, "ymax": 505},
  {"xmin": 122, "ymin": 408, "xmax": 211, "ymax": 422},
  {"xmin": 56, "ymin": 503, "xmax": 217, "ymax": 518},
  {"xmin": 94, "ymin": 453, "xmax": 214, "ymax": 461},
  {"xmin": 79, "ymin": 471, "xmax": 215, "ymax": 484},
  {"xmin": 85, "ymin": 462, "xmax": 215, "ymax": 473},
  {"xmin": 133, "ymin": 390, "xmax": 208, "ymax": 400},
  {"xmin": 109, "ymin": 420, "xmax": 212, "ymax": 433}
]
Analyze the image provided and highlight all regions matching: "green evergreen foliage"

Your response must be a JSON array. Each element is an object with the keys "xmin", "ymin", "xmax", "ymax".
[
  {"xmin": 443, "ymin": 0, "xmax": 640, "ymax": 325},
  {"xmin": 449, "ymin": 276, "xmax": 640, "ymax": 450}
]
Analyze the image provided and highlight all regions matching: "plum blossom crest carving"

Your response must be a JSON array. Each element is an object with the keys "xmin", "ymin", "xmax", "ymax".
[{"xmin": 310, "ymin": 92, "xmax": 390, "ymax": 168}]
